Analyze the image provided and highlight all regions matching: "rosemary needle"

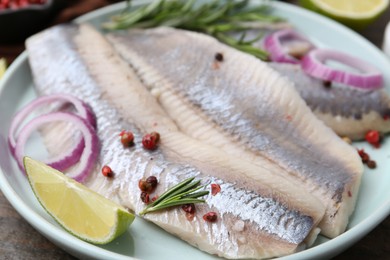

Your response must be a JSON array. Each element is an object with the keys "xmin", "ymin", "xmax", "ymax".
[
  {"xmin": 139, "ymin": 177, "xmax": 209, "ymax": 215},
  {"xmin": 103, "ymin": 0, "xmax": 285, "ymax": 61}
]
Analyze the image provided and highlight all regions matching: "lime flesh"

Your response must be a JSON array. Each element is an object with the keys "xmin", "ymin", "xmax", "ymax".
[
  {"xmin": 24, "ymin": 157, "xmax": 135, "ymax": 244},
  {"xmin": 299, "ymin": 0, "xmax": 389, "ymax": 30},
  {"xmin": 0, "ymin": 58, "xmax": 6, "ymax": 79}
]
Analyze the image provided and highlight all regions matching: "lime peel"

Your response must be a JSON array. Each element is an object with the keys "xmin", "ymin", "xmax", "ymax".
[
  {"xmin": 24, "ymin": 157, "xmax": 135, "ymax": 244},
  {"xmin": 0, "ymin": 58, "xmax": 6, "ymax": 79},
  {"xmin": 299, "ymin": 0, "xmax": 390, "ymax": 30}
]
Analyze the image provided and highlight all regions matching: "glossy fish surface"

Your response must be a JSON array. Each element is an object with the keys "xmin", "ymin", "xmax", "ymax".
[
  {"xmin": 25, "ymin": 24, "xmax": 325, "ymax": 259},
  {"xmin": 107, "ymin": 27, "xmax": 363, "ymax": 238},
  {"xmin": 268, "ymin": 63, "xmax": 390, "ymax": 140}
]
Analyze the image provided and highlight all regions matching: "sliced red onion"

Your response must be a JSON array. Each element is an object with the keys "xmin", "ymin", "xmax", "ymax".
[
  {"xmin": 263, "ymin": 29, "xmax": 315, "ymax": 64},
  {"xmin": 46, "ymin": 140, "xmax": 85, "ymax": 172},
  {"xmin": 301, "ymin": 49, "xmax": 384, "ymax": 90},
  {"xmin": 8, "ymin": 94, "xmax": 96, "ymax": 165},
  {"xmin": 14, "ymin": 112, "xmax": 99, "ymax": 182},
  {"xmin": 9, "ymin": 94, "xmax": 96, "ymax": 150}
]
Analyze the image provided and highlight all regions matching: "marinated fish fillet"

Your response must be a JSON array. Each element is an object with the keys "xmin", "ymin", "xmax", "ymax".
[
  {"xmin": 25, "ymin": 24, "xmax": 325, "ymax": 259},
  {"xmin": 107, "ymin": 27, "xmax": 363, "ymax": 238},
  {"xmin": 268, "ymin": 63, "xmax": 390, "ymax": 140}
]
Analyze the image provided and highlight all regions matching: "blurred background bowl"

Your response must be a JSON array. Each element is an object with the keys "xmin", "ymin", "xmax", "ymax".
[{"xmin": 0, "ymin": 0, "xmax": 66, "ymax": 43}]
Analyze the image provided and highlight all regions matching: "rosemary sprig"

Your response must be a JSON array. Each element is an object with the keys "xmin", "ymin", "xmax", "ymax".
[
  {"xmin": 103, "ymin": 0, "xmax": 285, "ymax": 61},
  {"xmin": 139, "ymin": 177, "xmax": 209, "ymax": 215}
]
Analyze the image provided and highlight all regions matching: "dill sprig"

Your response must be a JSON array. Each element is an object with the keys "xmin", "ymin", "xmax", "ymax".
[
  {"xmin": 139, "ymin": 177, "xmax": 209, "ymax": 215},
  {"xmin": 103, "ymin": 0, "xmax": 285, "ymax": 60}
]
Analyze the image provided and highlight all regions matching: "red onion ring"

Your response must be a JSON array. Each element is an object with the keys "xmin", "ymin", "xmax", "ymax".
[
  {"xmin": 14, "ymin": 112, "xmax": 99, "ymax": 182},
  {"xmin": 9, "ymin": 94, "xmax": 96, "ymax": 152},
  {"xmin": 301, "ymin": 49, "xmax": 384, "ymax": 90},
  {"xmin": 8, "ymin": 94, "xmax": 96, "ymax": 169},
  {"xmin": 263, "ymin": 29, "xmax": 315, "ymax": 64}
]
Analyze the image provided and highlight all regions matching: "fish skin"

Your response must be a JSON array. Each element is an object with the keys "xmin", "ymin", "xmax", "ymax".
[
  {"xmin": 25, "ymin": 24, "xmax": 325, "ymax": 259},
  {"xmin": 268, "ymin": 63, "xmax": 390, "ymax": 140},
  {"xmin": 107, "ymin": 27, "xmax": 363, "ymax": 238}
]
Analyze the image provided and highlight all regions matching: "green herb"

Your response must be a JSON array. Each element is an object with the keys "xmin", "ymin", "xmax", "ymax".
[
  {"xmin": 103, "ymin": 0, "xmax": 285, "ymax": 60},
  {"xmin": 139, "ymin": 177, "xmax": 209, "ymax": 215}
]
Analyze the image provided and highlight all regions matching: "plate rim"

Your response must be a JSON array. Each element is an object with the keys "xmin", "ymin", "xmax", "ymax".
[
  {"xmin": 1, "ymin": 1, "xmax": 390, "ymax": 259},
  {"xmin": 0, "ymin": 53, "xmax": 136, "ymax": 260}
]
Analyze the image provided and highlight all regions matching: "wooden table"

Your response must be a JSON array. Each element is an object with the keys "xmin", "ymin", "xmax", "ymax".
[{"xmin": 1, "ymin": 1, "xmax": 390, "ymax": 259}]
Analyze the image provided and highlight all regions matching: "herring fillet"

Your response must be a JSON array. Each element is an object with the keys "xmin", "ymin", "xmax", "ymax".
[
  {"xmin": 269, "ymin": 63, "xmax": 390, "ymax": 140},
  {"xmin": 25, "ymin": 24, "xmax": 325, "ymax": 259},
  {"xmin": 107, "ymin": 27, "xmax": 364, "ymax": 238}
]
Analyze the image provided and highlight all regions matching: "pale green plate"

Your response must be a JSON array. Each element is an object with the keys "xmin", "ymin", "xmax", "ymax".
[{"xmin": 0, "ymin": 1, "xmax": 389, "ymax": 259}]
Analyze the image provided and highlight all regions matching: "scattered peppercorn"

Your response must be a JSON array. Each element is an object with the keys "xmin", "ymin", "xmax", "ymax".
[
  {"xmin": 146, "ymin": 176, "xmax": 158, "ymax": 189},
  {"xmin": 347, "ymin": 191, "xmax": 352, "ymax": 197},
  {"xmin": 323, "ymin": 81, "xmax": 332, "ymax": 88},
  {"xmin": 365, "ymin": 130, "xmax": 381, "ymax": 148},
  {"xmin": 182, "ymin": 203, "xmax": 195, "ymax": 214},
  {"xmin": 357, "ymin": 149, "xmax": 377, "ymax": 169},
  {"xmin": 138, "ymin": 176, "xmax": 158, "ymax": 193},
  {"xmin": 215, "ymin": 52, "xmax": 224, "ymax": 62},
  {"xmin": 203, "ymin": 212, "xmax": 218, "ymax": 223},
  {"xmin": 138, "ymin": 179, "xmax": 148, "ymax": 192},
  {"xmin": 142, "ymin": 131, "xmax": 160, "ymax": 150},
  {"xmin": 357, "ymin": 149, "xmax": 370, "ymax": 163},
  {"xmin": 119, "ymin": 130, "xmax": 134, "ymax": 147},
  {"xmin": 367, "ymin": 160, "xmax": 377, "ymax": 169},
  {"xmin": 101, "ymin": 165, "xmax": 113, "ymax": 177},
  {"xmin": 140, "ymin": 191, "xmax": 150, "ymax": 204},
  {"xmin": 211, "ymin": 183, "xmax": 221, "ymax": 196}
]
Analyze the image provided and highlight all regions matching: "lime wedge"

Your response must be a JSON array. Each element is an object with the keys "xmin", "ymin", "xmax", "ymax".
[
  {"xmin": 299, "ymin": 0, "xmax": 389, "ymax": 30},
  {"xmin": 0, "ymin": 58, "xmax": 6, "ymax": 79},
  {"xmin": 24, "ymin": 157, "xmax": 135, "ymax": 244}
]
